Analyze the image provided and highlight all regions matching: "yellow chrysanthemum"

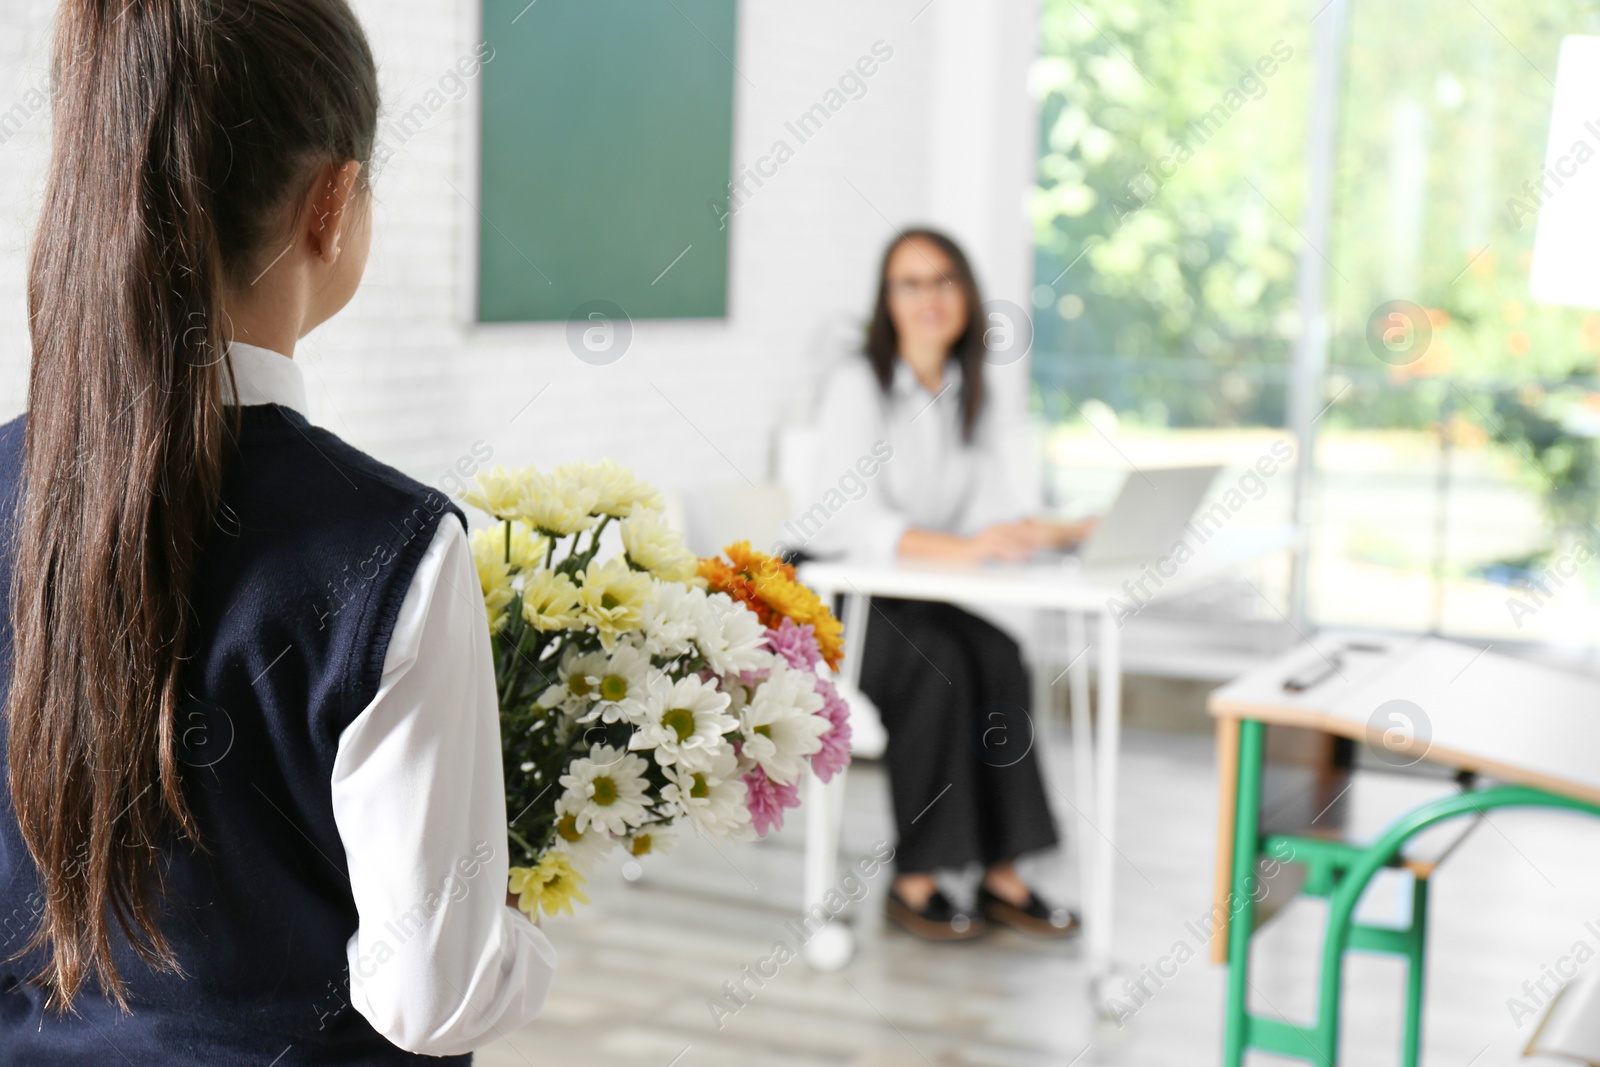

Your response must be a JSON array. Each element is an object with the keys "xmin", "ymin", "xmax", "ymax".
[
  {"xmin": 462, "ymin": 465, "xmax": 528, "ymax": 521},
  {"xmin": 521, "ymin": 568, "xmax": 582, "ymax": 631},
  {"xmin": 468, "ymin": 527, "xmax": 515, "ymax": 632},
  {"xmin": 560, "ymin": 458, "xmax": 663, "ymax": 518},
  {"xmin": 725, "ymin": 541, "xmax": 793, "ymax": 582},
  {"xmin": 620, "ymin": 508, "xmax": 697, "ymax": 583},
  {"xmin": 575, "ymin": 557, "xmax": 653, "ymax": 650},
  {"xmin": 471, "ymin": 520, "xmax": 548, "ymax": 571},
  {"xmin": 700, "ymin": 541, "xmax": 844, "ymax": 668},
  {"xmin": 506, "ymin": 521, "xmax": 549, "ymax": 571},
  {"xmin": 518, "ymin": 468, "xmax": 600, "ymax": 536},
  {"xmin": 508, "ymin": 852, "xmax": 590, "ymax": 919}
]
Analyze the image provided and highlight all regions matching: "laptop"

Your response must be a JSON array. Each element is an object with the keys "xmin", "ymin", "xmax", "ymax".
[{"xmin": 1068, "ymin": 465, "xmax": 1224, "ymax": 568}]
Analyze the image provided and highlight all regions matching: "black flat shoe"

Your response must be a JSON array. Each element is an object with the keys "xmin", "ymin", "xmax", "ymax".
[
  {"xmin": 976, "ymin": 883, "xmax": 1080, "ymax": 939},
  {"xmin": 885, "ymin": 887, "xmax": 989, "ymax": 942}
]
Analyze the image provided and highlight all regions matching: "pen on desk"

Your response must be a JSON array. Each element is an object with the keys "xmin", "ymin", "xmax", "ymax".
[{"xmin": 1282, "ymin": 653, "xmax": 1344, "ymax": 692}]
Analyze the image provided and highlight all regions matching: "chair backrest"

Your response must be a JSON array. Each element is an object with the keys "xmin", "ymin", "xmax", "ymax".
[
  {"xmin": 775, "ymin": 422, "xmax": 824, "ymax": 520},
  {"xmin": 678, "ymin": 482, "xmax": 791, "ymax": 558}
]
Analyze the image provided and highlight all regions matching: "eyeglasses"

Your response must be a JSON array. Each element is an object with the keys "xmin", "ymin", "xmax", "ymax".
[{"xmin": 886, "ymin": 276, "xmax": 958, "ymax": 299}]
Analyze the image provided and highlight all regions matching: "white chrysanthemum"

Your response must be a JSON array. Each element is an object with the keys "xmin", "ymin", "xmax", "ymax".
[
  {"xmin": 620, "ymin": 508, "xmax": 698, "ymax": 583},
  {"xmin": 697, "ymin": 592, "xmax": 772, "ymax": 676},
  {"xmin": 576, "ymin": 643, "xmax": 654, "ymax": 725},
  {"xmin": 539, "ymin": 647, "xmax": 609, "ymax": 712},
  {"xmin": 576, "ymin": 557, "xmax": 653, "ymax": 650},
  {"xmin": 635, "ymin": 581, "xmax": 701, "ymax": 658},
  {"xmin": 549, "ymin": 793, "xmax": 617, "ymax": 873},
  {"xmin": 720, "ymin": 676, "xmax": 755, "ymax": 719},
  {"xmin": 621, "ymin": 824, "xmax": 676, "ymax": 860},
  {"xmin": 463, "ymin": 464, "xmax": 527, "ymax": 521},
  {"xmin": 521, "ymin": 568, "xmax": 582, "ymax": 632},
  {"xmin": 561, "ymin": 458, "xmax": 664, "ymax": 519},
  {"xmin": 558, "ymin": 745, "xmax": 652, "ymax": 836},
  {"xmin": 518, "ymin": 468, "xmax": 599, "ymax": 536},
  {"xmin": 662, "ymin": 746, "xmax": 752, "ymax": 838},
  {"xmin": 630, "ymin": 673, "xmax": 738, "ymax": 769},
  {"xmin": 741, "ymin": 662, "xmax": 827, "ymax": 785},
  {"xmin": 469, "ymin": 527, "xmax": 515, "ymax": 632}
]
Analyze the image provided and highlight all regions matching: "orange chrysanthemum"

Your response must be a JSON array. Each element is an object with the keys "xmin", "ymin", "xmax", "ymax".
[{"xmin": 699, "ymin": 542, "xmax": 844, "ymax": 669}]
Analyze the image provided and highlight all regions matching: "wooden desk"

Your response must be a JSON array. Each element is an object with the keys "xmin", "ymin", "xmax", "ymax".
[{"xmin": 1207, "ymin": 634, "xmax": 1600, "ymax": 1065}]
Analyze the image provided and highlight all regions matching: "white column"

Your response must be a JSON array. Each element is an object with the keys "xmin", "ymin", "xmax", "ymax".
[{"xmin": 924, "ymin": 0, "xmax": 1043, "ymax": 423}]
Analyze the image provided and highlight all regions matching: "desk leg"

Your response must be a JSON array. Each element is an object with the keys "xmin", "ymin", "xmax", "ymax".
[
  {"xmin": 1064, "ymin": 611, "xmax": 1096, "ymax": 945},
  {"xmin": 1089, "ymin": 608, "xmax": 1122, "ymax": 1000},
  {"xmin": 1223, "ymin": 718, "xmax": 1265, "ymax": 1067},
  {"xmin": 801, "ymin": 591, "xmax": 868, "ymax": 972},
  {"xmin": 801, "ymin": 763, "xmax": 852, "ymax": 970}
]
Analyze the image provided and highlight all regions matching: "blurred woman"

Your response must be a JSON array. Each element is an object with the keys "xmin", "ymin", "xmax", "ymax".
[{"xmin": 800, "ymin": 229, "xmax": 1090, "ymax": 940}]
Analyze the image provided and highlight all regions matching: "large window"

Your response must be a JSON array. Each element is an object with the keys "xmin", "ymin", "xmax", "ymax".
[
  {"xmin": 1317, "ymin": 0, "xmax": 1600, "ymax": 643},
  {"xmin": 1032, "ymin": 0, "xmax": 1600, "ymax": 646}
]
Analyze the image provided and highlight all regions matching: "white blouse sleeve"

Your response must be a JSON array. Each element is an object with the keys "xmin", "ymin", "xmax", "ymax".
[
  {"xmin": 331, "ymin": 515, "xmax": 557, "ymax": 1056},
  {"xmin": 797, "ymin": 358, "xmax": 908, "ymax": 566}
]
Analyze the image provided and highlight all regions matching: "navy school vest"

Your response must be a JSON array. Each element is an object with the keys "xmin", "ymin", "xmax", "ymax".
[{"xmin": 0, "ymin": 404, "xmax": 472, "ymax": 1065}]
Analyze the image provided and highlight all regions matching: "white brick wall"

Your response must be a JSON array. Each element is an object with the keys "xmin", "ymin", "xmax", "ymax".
[{"xmin": 0, "ymin": 0, "xmax": 1039, "ymax": 502}]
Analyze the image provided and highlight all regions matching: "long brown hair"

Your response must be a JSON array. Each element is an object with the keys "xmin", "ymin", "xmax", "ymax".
[
  {"xmin": 864, "ymin": 228, "xmax": 988, "ymax": 443},
  {"xmin": 7, "ymin": 0, "xmax": 378, "ymax": 1014}
]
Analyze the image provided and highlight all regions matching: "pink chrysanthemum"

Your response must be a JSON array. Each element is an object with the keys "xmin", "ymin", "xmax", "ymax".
[
  {"xmin": 733, "ymin": 667, "xmax": 769, "ymax": 689},
  {"xmin": 810, "ymin": 676, "xmax": 853, "ymax": 784},
  {"xmin": 744, "ymin": 770, "xmax": 801, "ymax": 835},
  {"xmin": 765, "ymin": 617, "xmax": 822, "ymax": 672}
]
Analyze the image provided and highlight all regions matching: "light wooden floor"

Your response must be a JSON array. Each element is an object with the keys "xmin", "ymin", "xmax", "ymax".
[{"xmin": 477, "ymin": 724, "xmax": 1600, "ymax": 1067}]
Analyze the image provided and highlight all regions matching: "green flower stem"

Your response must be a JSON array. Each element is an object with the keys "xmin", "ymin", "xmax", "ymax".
[
  {"xmin": 569, "ymin": 515, "xmax": 611, "ymax": 571},
  {"xmin": 497, "ymin": 599, "xmax": 527, "ymax": 705},
  {"xmin": 506, "ymin": 826, "xmax": 537, "ymax": 861},
  {"xmin": 498, "ymin": 513, "xmax": 623, "ymax": 877}
]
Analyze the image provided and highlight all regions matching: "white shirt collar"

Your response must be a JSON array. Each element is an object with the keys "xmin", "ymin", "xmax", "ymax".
[
  {"xmin": 224, "ymin": 340, "xmax": 309, "ymax": 419},
  {"xmin": 890, "ymin": 355, "xmax": 956, "ymax": 399}
]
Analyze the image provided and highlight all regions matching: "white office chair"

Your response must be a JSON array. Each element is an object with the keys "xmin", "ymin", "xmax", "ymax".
[{"xmin": 677, "ymin": 469, "xmax": 890, "ymax": 761}]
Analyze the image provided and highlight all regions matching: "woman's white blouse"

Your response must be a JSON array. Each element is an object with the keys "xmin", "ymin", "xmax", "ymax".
[
  {"xmin": 224, "ymin": 341, "xmax": 556, "ymax": 1056},
  {"xmin": 797, "ymin": 355, "xmax": 1027, "ymax": 566}
]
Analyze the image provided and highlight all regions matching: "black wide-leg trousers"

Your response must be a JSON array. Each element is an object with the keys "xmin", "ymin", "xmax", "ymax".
[{"xmin": 856, "ymin": 596, "xmax": 1061, "ymax": 874}]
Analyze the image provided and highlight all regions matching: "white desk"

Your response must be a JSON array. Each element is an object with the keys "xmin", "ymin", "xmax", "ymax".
[{"xmin": 798, "ymin": 524, "xmax": 1299, "ymax": 996}]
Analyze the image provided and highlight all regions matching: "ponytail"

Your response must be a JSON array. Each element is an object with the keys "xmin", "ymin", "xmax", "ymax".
[{"xmin": 7, "ymin": 0, "xmax": 378, "ymax": 1013}]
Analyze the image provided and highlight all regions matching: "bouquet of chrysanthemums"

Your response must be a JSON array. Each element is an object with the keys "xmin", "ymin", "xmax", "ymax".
[{"xmin": 463, "ymin": 460, "xmax": 850, "ymax": 920}]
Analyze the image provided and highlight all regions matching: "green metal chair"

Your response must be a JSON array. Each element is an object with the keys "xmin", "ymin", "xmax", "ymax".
[{"xmin": 1222, "ymin": 718, "xmax": 1600, "ymax": 1066}]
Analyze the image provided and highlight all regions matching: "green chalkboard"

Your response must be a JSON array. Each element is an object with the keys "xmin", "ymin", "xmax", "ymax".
[{"xmin": 477, "ymin": 0, "xmax": 738, "ymax": 324}]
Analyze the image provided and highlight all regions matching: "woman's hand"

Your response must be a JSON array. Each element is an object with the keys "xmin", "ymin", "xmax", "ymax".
[
  {"xmin": 898, "ymin": 517, "xmax": 1100, "ymax": 564},
  {"xmin": 898, "ymin": 523, "xmax": 1035, "ymax": 564},
  {"xmin": 1016, "ymin": 516, "xmax": 1099, "ymax": 551},
  {"xmin": 966, "ymin": 522, "xmax": 1038, "ymax": 563}
]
